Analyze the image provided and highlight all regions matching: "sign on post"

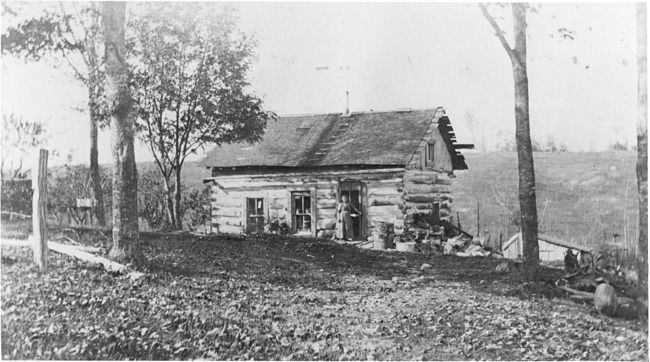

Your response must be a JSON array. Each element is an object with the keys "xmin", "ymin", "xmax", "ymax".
[{"xmin": 32, "ymin": 149, "xmax": 48, "ymax": 272}]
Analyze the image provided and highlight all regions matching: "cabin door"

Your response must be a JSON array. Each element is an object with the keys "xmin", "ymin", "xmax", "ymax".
[{"xmin": 338, "ymin": 181, "xmax": 364, "ymax": 240}]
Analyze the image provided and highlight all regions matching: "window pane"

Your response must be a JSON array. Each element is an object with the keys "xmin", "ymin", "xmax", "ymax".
[
  {"xmin": 256, "ymin": 199, "xmax": 264, "ymax": 215},
  {"xmin": 247, "ymin": 198, "xmax": 255, "ymax": 213},
  {"xmin": 294, "ymin": 196, "xmax": 302, "ymax": 214},
  {"xmin": 304, "ymin": 196, "xmax": 311, "ymax": 214}
]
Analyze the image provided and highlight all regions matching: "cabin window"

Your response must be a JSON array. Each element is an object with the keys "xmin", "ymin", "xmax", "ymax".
[
  {"xmin": 246, "ymin": 197, "xmax": 265, "ymax": 234},
  {"xmin": 292, "ymin": 192, "xmax": 312, "ymax": 233},
  {"xmin": 426, "ymin": 142, "xmax": 435, "ymax": 166}
]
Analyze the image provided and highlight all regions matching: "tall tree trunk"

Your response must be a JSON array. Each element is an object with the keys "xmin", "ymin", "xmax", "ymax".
[
  {"xmin": 103, "ymin": 1, "xmax": 143, "ymax": 265},
  {"xmin": 162, "ymin": 175, "xmax": 177, "ymax": 229},
  {"xmin": 511, "ymin": 3, "xmax": 539, "ymax": 275},
  {"xmin": 89, "ymin": 88, "xmax": 106, "ymax": 227},
  {"xmin": 478, "ymin": 3, "xmax": 540, "ymax": 276},
  {"xmin": 174, "ymin": 167, "xmax": 183, "ymax": 229},
  {"xmin": 87, "ymin": 4, "xmax": 105, "ymax": 227},
  {"xmin": 636, "ymin": 2, "xmax": 648, "ymax": 308},
  {"xmin": 89, "ymin": 112, "xmax": 105, "ymax": 226}
]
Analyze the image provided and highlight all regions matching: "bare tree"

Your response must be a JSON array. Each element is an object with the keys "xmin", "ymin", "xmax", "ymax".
[
  {"xmin": 636, "ymin": 2, "xmax": 648, "ymax": 307},
  {"xmin": 102, "ymin": 1, "xmax": 143, "ymax": 265},
  {"xmin": 479, "ymin": 3, "xmax": 540, "ymax": 276}
]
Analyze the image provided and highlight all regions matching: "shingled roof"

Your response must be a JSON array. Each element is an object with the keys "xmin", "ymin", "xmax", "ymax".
[{"xmin": 199, "ymin": 108, "xmax": 470, "ymax": 169}]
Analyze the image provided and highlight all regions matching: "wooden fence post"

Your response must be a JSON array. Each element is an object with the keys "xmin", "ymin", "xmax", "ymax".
[{"xmin": 32, "ymin": 149, "xmax": 48, "ymax": 272}]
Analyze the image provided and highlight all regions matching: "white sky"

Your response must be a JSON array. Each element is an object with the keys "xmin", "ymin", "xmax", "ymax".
[{"xmin": 0, "ymin": 2, "xmax": 640, "ymax": 166}]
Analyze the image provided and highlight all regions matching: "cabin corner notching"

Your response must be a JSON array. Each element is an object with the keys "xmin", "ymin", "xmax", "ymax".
[{"xmin": 199, "ymin": 107, "xmax": 473, "ymax": 240}]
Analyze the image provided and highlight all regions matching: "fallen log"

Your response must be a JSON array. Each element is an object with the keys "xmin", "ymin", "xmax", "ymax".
[
  {"xmin": 48, "ymin": 241, "xmax": 127, "ymax": 273},
  {"xmin": 558, "ymin": 285, "xmax": 635, "ymax": 305},
  {"xmin": 2, "ymin": 238, "xmax": 126, "ymax": 273},
  {"xmin": 3, "ymin": 238, "xmax": 102, "ymax": 254}
]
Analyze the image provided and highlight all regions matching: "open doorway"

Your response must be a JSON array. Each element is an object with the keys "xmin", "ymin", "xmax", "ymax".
[{"xmin": 338, "ymin": 181, "xmax": 363, "ymax": 240}]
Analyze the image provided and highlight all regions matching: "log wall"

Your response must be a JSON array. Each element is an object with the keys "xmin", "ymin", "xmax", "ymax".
[
  {"xmin": 209, "ymin": 162, "xmax": 456, "ymax": 238},
  {"xmin": 208, "ymin": 169, "xmax": 406, "ymax": 239},
  {"xmin": 401, "ymin": 169, "xmax": 453, "ymax": 234}
]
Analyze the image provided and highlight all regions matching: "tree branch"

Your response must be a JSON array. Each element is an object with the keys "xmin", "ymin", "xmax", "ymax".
[{"xmin": 478, "ymin": 3, "xmax": 520, "ymax": 67}]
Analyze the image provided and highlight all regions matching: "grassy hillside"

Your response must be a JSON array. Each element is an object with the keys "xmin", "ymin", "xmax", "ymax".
[{"xmin": 452, "ymin": 151, "xmax": 639, "ymax": 251}]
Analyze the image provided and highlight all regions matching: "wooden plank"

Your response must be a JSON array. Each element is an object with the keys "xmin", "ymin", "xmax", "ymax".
[
  {"xmin": 502, "ymin": 232, "xmax": 522, "ymax": 251},
  {"xmin": 538, "ymin": 234, "xmax": 594, "ymax": 253},
  {"xmin": 32, "ymin": 149, "xmax": 48, "ymax": 272}
]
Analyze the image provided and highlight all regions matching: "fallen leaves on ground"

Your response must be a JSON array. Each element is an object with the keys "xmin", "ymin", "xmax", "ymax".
[{"xmin": 1, "ymin": 233, "xmax": 647, "ymax": 360}]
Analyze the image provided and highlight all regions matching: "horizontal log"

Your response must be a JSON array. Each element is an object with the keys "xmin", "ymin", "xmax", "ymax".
[
  {"xmin": 365, "ymin": 179, "xmax": 402, "ymax": 188},
  {"xmin": 316, "ymin": 190, "xmax": 337, "ymax": 199},
  {"xmin": 404, "ymin": 184, "xmax": 443, "ymax": 194},
  {"xmin": 370, "ymin": 200, "xmax": 402, "ymax": 207},
  {"xmin": 368, "ymin": 188, "xmax": 400, "ymax": 196},
  {"xmin": 367, "ymin": 204, "xmax": 400, "ymax": 214},
  {"xmin": 404, "ymin": 195, "xmax": 439, "ymax": 203},
  {"xmin": 213, "ymin": 171, "xmax": 405, "ymax": 188},
  {"xmin": 366, "ymin": 215, "xmax": 397, "ymax": 224},
  {"xmin": 317, "ymin": 199, "xmax": 337, "ymax": 208},
  {"xmin": 213, "ymin": 212, "xmax": 241, "ymax": 219},
  {"xmin": 212, "ymin": 199, "xmax": 242, "ymax": 207},
  {"xmin": 216, "ymin": 224, "xmax": 243, "ymax": 234},
  {"xmin": 220, "ymin": 220, "xmax": 243, "ymax": 227},
  {"xmin": 405, "ymin": 203, "xmax": 435, "ymax": 211},
  {"xmin": 48, "ymin": 241, "xmax": 127, "ymax": 273}
]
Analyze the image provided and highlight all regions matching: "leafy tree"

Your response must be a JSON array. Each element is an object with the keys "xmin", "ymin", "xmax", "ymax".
[
  {"xmin": 127, "ymin": 3, "xmax": 274, "ymax": 229},
  {"xmin": 182, "ymin": 186, "xmax": 212, "ymax": 232},
  {"xmin": 479, "ymin": 3, "xmax": 540, "ymax": 276},
  {"xmin": 636, "ymin": 3, "xmax": 648, "ymax": 308},
  {"xmin": 2, "ymin": 2, "xmax": 108, "ymax": 226},
  {"xmin": 103, "ymin": 1, "xmax": 142, "ymax": 265},
  {"xmin": 1, "ymin": 114, "xmax": 48, "ymax": 179}
]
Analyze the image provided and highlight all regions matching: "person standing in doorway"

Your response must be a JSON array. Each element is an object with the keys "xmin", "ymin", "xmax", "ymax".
[{"xmin": 335, "ymin": 195, "xmax": 361, "ymax": 241}]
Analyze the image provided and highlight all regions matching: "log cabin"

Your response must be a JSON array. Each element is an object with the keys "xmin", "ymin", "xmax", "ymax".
[{"xmin": 199, "ymin": 107, "xmax": 473, "ymax": 240}]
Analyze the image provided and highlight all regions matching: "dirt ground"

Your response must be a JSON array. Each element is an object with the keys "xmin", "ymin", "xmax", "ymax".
[{"xmin": 1, "ymin": 230, "xmax": 647, "ymax": 360}]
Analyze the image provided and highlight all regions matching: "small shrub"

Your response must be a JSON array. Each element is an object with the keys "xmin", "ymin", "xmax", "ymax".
[{"xmin": 182, "ymin": 186, "xmax": 211, "ymax": 231}]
